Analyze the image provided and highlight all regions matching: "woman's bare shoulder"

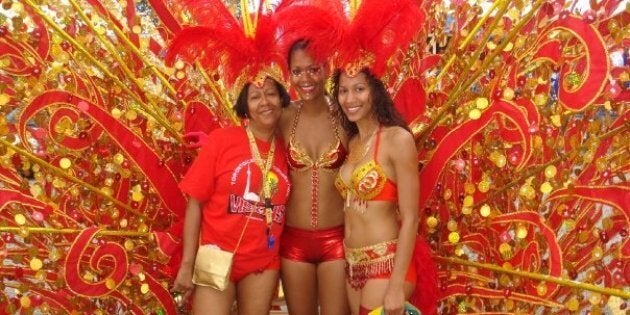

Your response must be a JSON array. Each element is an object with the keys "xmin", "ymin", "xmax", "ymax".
[
  {"xmin": 382, "ymin": 126, "xmax": 414, "ymax": 145},
  {"xmin": 279, "ymin": 102, "xmax": 299, "ymax": 130}
]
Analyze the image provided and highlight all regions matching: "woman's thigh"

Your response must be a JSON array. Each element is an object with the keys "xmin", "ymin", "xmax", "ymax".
[
  {"xmin": 236, "ymin": 269, "xmax": 279, "ymax": 315},
  {"xmin": 318, "ymin": 259, "xmax": 350, "ymax": 315},
  {"xmin": 193, "ymin": 283, "xmax": 236, "ymax": 315},
  {"xmin": 281, "ymin": 259, "xmax": 319, "ymax": 315}
]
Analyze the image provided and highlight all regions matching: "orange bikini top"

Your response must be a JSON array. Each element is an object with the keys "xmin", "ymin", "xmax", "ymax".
[
  {"xmin": 334, "ymin": 126, "xmax": 398, "ymax": 202},
  {"xmin": 287, "ymin": 104, "xmax": 347, "ymax": 171}
]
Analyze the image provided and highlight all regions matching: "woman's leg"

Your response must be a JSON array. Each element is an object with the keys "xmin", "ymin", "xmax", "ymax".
[
  {"xmin": 192, "ymin": 283, "xmax": 236, "ymax": 315},
  {"xmin": 236, "ymin": 269, "xmax": 279, "ymax": 315},
  {"xmin": 347, "ymin": 282, "xmax": 361, "ymax": 315},
  {"xmin": 317, "ymin": 259, "xmax": 350, "ymax": 315},
  {"xmin": 281, "ymin": 259, "xmax": 319, "ymax": 315}
]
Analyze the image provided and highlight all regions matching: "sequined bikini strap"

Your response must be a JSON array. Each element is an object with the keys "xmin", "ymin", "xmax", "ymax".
[
  {"xmin": 328, "ymin": 98, "xmax": 343, "ymax": 144},
  {"xmin": 289, "ymin": 102, "xmax": 302, "ymax": 145}
]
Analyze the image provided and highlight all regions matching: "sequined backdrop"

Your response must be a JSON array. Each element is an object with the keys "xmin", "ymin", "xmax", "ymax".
[{"xmin": 0, "ymin": 0, "xmax": 628, "ymax": 314}]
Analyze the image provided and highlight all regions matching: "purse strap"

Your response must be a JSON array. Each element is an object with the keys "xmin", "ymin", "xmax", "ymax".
[{"xmin": 232, "ymin": 205, "xmax": 255, "ymax": 254}]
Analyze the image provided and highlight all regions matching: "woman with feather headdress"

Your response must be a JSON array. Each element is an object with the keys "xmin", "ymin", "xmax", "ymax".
[
  {"xmin": 273, "ymin": 1, "xmax": 351, "ymax": 314},
  {"xmin": 328, "ymin": 1, "xmax": 439, "ymax": 314},
  {"xmin": 167, "ymin": 1, "xmax": 292, "ymax": 313}
]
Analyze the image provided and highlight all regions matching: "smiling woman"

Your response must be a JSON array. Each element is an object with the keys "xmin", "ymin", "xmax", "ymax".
[
  {"xmin": 277, "ymin": 38, "xmax": 350, "ymax": 315},
  {"xmin": 166, "ymin": 1, "xmax": 294, "ymax": 314},
  {"xmin": 235, "ymin": 79, "xmax": 291, "ymax": 133},
  {"xmin": 332, "ymin": 67, "xmax": 437, "ymax": 315},
  {"xmin": 174, "ymin": 79, "xmax": 292, "ymax": 315},
  {"xmin": 324, "ymin": 0, "xmax": 439, "ymax": 314}
]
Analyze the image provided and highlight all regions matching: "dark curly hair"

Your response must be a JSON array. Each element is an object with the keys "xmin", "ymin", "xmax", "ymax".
[
  {"xmin": 233, "ymin": 79, "xmax": 291, "ymax": 119},
  {"xmin": 331, "ymin": 68, "xmax": 409, "ymax": 137}
]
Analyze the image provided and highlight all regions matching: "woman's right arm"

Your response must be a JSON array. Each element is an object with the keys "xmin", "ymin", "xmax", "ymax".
[{"xmin": 172, "ymin": 197, "xmax": 203, "ymax": 298}]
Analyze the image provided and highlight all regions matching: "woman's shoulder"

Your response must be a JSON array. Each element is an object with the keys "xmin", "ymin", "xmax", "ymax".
[
  {"xmin": 381, "ymin": 125, "xmax": 414, "ymax": 144},
  {"xmin": 206, "ymin": 126, "xmax": 245, "ymax": 144},
  {"xmin": 284, "ymin": 101, "xmax": 300, "ymax": 116},
  {"xmin": 380, "ymin": 126, "xmax": 417, "ymax": 158},
  {"xmin": 279, "ymin": 102, "xmax": 299, "ymax": 129}
]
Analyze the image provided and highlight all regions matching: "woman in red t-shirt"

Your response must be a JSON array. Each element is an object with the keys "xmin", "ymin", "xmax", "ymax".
[
  {"xmin": 166, "ymin": 2, "xmax": 294, "ymax": 313},
  {"xmin": 172, "ymin": 77, "xmax": 291, "ymax": 314}
]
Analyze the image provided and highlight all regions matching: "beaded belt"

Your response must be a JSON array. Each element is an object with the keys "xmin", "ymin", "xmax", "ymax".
[{"xmin": 345, "ymin": 239, "xmax": 397, "ymax": 289}]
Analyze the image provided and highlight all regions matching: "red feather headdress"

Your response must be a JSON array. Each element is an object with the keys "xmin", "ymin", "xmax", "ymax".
[
  {"xmin": 274, "ymin": 0, "xmax": 346, "ymax": 67},
  {"xmin": 333, "ymin": 0, "xmax": 425, "ymax": 77},
  {"xmin": 166, "ymin": 0, "xmax": 285, "ymax": 89}
]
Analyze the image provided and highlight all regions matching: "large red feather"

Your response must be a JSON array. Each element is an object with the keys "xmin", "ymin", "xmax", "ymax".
[
  {"xmin": 167, "ymin": 0, "xmax": 284, "ymax": 86},
  {"xmin": 335, "ymin": 0, "xmax": 424, "ymax": 76},
  {"xmin": 274, "ymin": 2, "xmax": 345, "ymax": 67}
]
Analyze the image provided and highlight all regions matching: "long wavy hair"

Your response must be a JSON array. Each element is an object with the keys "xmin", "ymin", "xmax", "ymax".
[{"xmin": 331, "ymin": 68, "xmax": 409, "ymax": 137}]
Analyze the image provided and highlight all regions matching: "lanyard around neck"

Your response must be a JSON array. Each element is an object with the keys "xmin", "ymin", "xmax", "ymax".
[{"xmin": 245, "ymin": 126, "xmax": 275, "ymax": 199}]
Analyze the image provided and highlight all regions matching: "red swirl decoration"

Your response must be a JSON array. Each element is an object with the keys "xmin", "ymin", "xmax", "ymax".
[
  {"xmin": 0, "ymin": 189, "xmax": 48, "ymax": 225},
  {"xmin": 28, "ymin": 287, "xmax": 74, "ymax": 313},
  {"xmin": 533, "ymin": 15, "xmax": 609, "ymax": 111},
  {"xmin": 144, "ymin": 271, "xmax": 178, "ymax": 314},
  {"xmin": 48, "ymin": 107, "xmax": 104, "ymax": 151},
  {"xmin": 549, "ymin": 185, "xmax": 630, "ymax": 257},
  {"xmin": 64, "ymin": 227, "xmax": 128, "ymax": 296},
  {"xmin": 0, "ymin": 166, "xmax": 23, "ymax": 188},
  {"xmin": 419, "ymin": 100, "xmax": 531, "ymax": 205},
  {"xmin": 19, "ymin": 91, "xmax": 187, "ymax": 216},
  {"xmin": 0, "ymin": 41, "xmax": 31, "ymax": 75},
  {"xmin": 491, "ymin": 211, "xmax": 563, "ymax": 299}
]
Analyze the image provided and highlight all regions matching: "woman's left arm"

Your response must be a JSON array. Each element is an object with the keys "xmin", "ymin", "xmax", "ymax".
[{"xmin": 383, "ymin": 128, "xmax": 419, "ymax": 313}]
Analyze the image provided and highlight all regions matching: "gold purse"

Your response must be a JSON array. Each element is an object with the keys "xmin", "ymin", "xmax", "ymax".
[
  {"xmin": 192, "ymin": 245, "xmax": 234, "ymax": 291},
  {"xmin": 191, "ymin": 208, "xmax": 254, "ymax": 291}
]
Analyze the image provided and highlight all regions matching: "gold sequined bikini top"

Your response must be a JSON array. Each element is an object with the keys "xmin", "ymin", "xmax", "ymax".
[
  {"xmin": 334, "ymin": 126, "xmax": 398, "ymax": 202},
  {"xmin": 287, "ymin": 103, "xmax": 347, "ymax": 171}
]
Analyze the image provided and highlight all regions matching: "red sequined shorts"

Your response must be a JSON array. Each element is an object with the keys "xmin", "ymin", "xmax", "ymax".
[
  {"xmin": 345, "ymin": 239, "xmax": 416, "ymax": 289},
  {"xmin": 280, "ymin": 225, "xmax": 345, "ymax": 263}
]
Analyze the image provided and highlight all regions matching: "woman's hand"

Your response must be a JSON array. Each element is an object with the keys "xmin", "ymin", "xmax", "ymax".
[
  {"xmin": 383, "ymin": 284, "xmax": 406, "ymax": 315},
  {"xmin": 172, "ymin": 264, "xmax": 194, "ymax": 303}
]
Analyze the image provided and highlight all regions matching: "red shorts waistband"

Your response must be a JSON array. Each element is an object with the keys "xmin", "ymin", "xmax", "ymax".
[{"xmin": 283, "ymin": 225, "xmax": 344, "ymax": 238}]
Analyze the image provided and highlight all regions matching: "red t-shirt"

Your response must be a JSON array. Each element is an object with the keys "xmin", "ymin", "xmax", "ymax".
[{"xmin": 179, "ymin": 126, "xmax": 290, "ymax": 262}]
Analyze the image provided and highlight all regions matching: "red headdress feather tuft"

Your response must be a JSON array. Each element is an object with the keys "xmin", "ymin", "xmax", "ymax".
[
  {"xmin": 274, "ymin": 0, "xmax": 345, "ymax": 67},
  {"xmin": 335, "ymin": 0, "xmax": 424, "ymax": 77},
  {"xmin": 167, "ymin": 0, "xmax": 285, "ymax": 88}
]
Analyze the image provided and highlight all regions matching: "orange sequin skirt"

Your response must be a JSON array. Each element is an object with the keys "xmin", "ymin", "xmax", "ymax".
[{"xmin": 345, "ymin": 239, "xmax": 397, "ymax": 289}]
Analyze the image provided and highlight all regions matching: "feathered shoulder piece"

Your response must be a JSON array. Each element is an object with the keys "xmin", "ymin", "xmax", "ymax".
[
  {"xmin": 166, "ymin": 0, "xmax": 285, "ymax": 89},
  {"xmin": 274, "ymin": 0, "xmax": 345, "ymax": 67},
  {"xmin": 334, "ymin": 0, "xmax": 424, "ymax": 77}
]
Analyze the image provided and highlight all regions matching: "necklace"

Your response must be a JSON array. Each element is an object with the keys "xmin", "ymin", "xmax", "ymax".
[
  {"xmin": 245, "ymin": 126, "xmax": 277, "ymax": 248},
  {"xmin": 346, "ymin": 129, "xmax": 377, "ymax": 163}
]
